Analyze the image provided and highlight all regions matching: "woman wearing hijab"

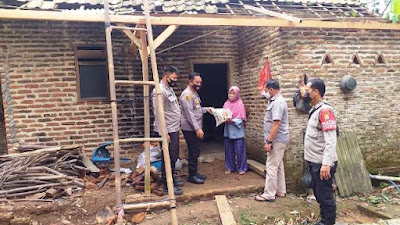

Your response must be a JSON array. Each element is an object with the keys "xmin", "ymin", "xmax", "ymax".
[{"xmin": 223, "ymin": 86, "xmax": 248, "ymax": 175}]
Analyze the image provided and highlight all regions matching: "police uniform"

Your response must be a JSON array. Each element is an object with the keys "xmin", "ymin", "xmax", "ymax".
[
  {"xmin": 304, "ymin": 101, "xmax": 338, "ymax": 225},
  {"xmin": 152, "ymin": 80, "xmax": 181, "ymax": 186},
  {"xmin": 180, "ymin": 86, "xmax": 207, "ymax": 178}
]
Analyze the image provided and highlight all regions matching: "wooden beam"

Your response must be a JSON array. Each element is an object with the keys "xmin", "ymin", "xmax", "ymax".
[
  {"xmin": 215, "ymin": 195, "xmax": 237, "ymax": 225},
  {"xmin": 1, "ymin": 9, "xmax": 400, "ymax": 30},
  {"xmin": 243, "ymin": 4, "xmax": 302, "ymax": 23},
  {"xmin": 116, "ymin": 23, "xmax": 141, "ymax": 49},
  {"xmin": 247, "ymin": 160, "xmax": 266, "ymax": 178},
  {"xmin": 147, "ymin": 25, "xmax": 179, "ymax": 53}
]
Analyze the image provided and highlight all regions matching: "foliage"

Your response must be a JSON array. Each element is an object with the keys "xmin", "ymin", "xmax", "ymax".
[{"xmin": 240, "ymin": 211, "xmax": 258, "ymax": 225}]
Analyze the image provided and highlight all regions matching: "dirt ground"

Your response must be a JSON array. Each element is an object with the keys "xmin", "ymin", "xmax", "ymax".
[{"xmin": 0, "ymin": 160, "xmax": 398, "ymax": 225}]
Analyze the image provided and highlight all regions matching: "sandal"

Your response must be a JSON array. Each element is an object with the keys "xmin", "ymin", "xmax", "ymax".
[
  {"xmin": 276, "ymin": 193, "xmax": 286, "ymax": 198},
  {"xmin": 254, "ymin": 194, "xmax": 275, "ymax": 202},
  {"xmin": 225, "ymin": 170, "xmax": 231, "ymax": 174}
]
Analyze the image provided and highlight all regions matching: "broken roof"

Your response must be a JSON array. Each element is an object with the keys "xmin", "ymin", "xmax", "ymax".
[{"xmin": 0, "ymin": 0, "xmax": 380, "ymax": 20}]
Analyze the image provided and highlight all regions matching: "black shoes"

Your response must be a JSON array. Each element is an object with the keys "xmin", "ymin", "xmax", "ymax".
[
  {"xmin": 315, "ymin": 218, "xmax": 335, "ymax": 225},
  {"xmin": 174, "ymin": 179, "xmax": 185, "ymax": 187},
  {"xmin": 187, "ymin": 175, "xmax": 205, "ymax": 184},
  {"xmin": 163, "ymin": 186, "xmax": 183, "ymax": 195},
  {"xmin": 196, "ymin": 173, "xmax": 207, "ymax": 180}
]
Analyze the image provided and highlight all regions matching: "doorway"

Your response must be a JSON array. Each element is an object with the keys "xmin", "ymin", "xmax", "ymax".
[{"xmin": 193, "ymin": 63, "xmax": 229, "ymax": 154}]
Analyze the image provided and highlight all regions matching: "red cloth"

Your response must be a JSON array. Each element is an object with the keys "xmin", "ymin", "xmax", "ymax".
[
  {"xmin": 223, "ymin": 86, "xmax": 247, "ymax": 121},
  {"xmin": 258, "ymin": 59, "xmax": 272, "ymax": 89}
]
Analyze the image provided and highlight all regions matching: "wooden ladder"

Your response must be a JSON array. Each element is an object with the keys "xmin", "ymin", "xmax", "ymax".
[{"xmin": 103, "ymin": 0, "xmax": 178, "ymax": 224}]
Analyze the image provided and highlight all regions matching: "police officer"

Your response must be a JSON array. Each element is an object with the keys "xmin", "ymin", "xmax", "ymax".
[
  {"xmin": 152, "ymin": 66, "xmax": 184, "ymax": 195},
  {"xmin": 180, "ymin": 72, "xmax": 212, "ymax": 184},
  {"xmin": 304, "ymin": 78, "xmax": 338, "ymax": 225}
]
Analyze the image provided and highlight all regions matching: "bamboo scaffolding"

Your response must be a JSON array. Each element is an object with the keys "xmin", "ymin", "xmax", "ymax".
[{"xmin": 103, "ymin": 0, "xmax": 178, "ymax": 223}]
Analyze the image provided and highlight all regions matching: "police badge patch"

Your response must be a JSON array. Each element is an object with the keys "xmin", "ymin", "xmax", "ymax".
[{"xmin": 319, "ymin": 109, "xmax": 337, "ymax": 131}]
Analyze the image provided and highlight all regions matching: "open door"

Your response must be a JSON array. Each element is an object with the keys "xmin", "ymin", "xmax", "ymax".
[{"xmin": 193, "ymin": 63, "xmax": 228, "ymax": 154}]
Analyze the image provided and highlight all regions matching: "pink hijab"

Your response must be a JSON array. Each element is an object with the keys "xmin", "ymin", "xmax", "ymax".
[{"xmin": 223, "ymin": 86, "xmax": 247, "ymax": 121}]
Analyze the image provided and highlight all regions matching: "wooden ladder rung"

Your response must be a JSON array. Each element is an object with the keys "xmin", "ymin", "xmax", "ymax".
[
  {"xmin": 110, "ymin": 25, "xmax": 147, "ymax": 32},
  {"xmin": 122, "ymin": 200, "xmax": 171, "ymax": 210},
  {"xmin": 119, "ymin": 137, "xmax": 164, "ymax": 143},
  {"xmin": 114, "ymin": 80, "xmax": 155, "ymax": 85}
]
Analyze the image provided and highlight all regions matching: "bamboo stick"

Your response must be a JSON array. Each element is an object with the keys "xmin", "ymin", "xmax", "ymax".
[
  {"xmin": 140, "ymin": 26, "xmax": 151, "ymax": 196},
  {"xmin": 122, "ymin": 201, "xmax": 170, "ymax": 210},
  {"xmin": 142, "ymin": 1, "xmax": 178, "ymax": 224},
  {"xmin": 104, "ymin": 0, "xmax": 123, "ymax": 206}
]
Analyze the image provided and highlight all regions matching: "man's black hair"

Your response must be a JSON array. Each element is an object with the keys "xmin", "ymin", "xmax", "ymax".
[
  {"xmin": 163, "ymin": 66, "xmax": 179, "ymax": 77},
  {"xmin": 309, "ymin": 78, "xmax": 326, "ymax": 97},
  {"xmin": 265, "ymin": 79, "xmax": 280, "ymax": 90},
  {"xmin": 189, "ymin": 72, "xmax": 201, "ymax": 80}
]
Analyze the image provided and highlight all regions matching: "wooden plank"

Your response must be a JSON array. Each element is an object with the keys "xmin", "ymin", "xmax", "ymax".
[
  {"xmin": 335, "ymin": 132, "xmax": 373, "ymax": 197},
  {"xmin": 356, "ymin": 204, "xmax": 393, "ymax": 220},
  {"xmin": 81, "ymin": 154, "xmax": 100, "ymax": 173},
  {"xmin": 215, "ymin": 195, "xmax": 237, "ymax": 225},
  {"xmin": 1, "ymin": 9, "xmax": 400, "ymax": 30},
  {"xmin": 247, "ymin": 160, "xmax": 266, "ymax": 178},
  {"xmin": 243, "ymin": 4, "xmax": 302, "ymax": 23}
]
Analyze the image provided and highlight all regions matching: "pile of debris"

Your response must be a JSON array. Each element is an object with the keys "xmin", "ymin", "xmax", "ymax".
[{"xmin": 0, "ymin": 145, "xmax": 98, "ymax": 200}]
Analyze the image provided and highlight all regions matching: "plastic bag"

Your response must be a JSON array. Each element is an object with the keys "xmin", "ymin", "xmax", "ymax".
[{"xmin": 211, "ymin": 108, "xmax": 233, "ymax": 127}]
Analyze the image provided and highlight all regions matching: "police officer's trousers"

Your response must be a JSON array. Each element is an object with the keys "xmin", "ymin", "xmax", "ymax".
[
  {"xmin": 182, "ymin": 130, "xmax": 201, "ymax": 177},
  {"xmin": 309, "ymin": 161, "xmax": 338, "ymax": 225},
  {"xmin": 161, "ymin": 131, "xmax": 180, "ymax": 187}
]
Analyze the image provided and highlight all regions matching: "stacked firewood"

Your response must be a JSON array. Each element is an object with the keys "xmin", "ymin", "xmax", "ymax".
[{"xmin": 0, "ymin": 145, "xmax": 98, "ymax": 199}]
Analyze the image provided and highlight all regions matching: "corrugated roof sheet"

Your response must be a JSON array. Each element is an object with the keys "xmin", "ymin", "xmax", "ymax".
[{"xmin": 0, "ymin": 0, "xmax": 381, "ymax": 20}]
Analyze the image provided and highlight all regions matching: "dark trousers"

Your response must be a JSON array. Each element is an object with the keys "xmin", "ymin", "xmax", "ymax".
[
  {"xmin": 182, "ymin": 130, "xmax": 201, "ymax": 177},
  {"xmin": 309, "ymin": 161, "xmax": 338, "ymax": 224},
  {"xmin": 161, "ymin": 131, "xmax": 180, "ymax": 186}
]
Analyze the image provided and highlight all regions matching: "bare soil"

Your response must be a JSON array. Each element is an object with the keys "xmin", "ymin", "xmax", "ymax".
[{"xmin": 0, "ymin": 160, "xmax": 397, "ymax": 225}]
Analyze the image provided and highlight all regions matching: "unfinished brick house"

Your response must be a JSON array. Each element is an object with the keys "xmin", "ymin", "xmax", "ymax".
[{"xmin": 0, "ymin": 0, "xmax": 399, "ymax": 186}]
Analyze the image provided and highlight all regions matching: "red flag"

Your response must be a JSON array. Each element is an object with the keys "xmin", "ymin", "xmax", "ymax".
[{"xmin": 258, "ymin": 59, "xmax": 272, "ymax": 89}]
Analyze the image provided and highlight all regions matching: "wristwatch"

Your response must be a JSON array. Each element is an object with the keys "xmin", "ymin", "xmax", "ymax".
[{"xmin": 266, "ymin": 140, "xmax": 273, "ymax": 144}]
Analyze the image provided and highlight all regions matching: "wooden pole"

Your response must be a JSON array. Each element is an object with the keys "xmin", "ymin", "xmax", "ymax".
[
  {"xmin": 142, "ymin": 1, "xmax": 178, "ymax": 224},
  {"xmin": 104, "ymin": 0, "xmax": 123, "ymax": 206},
  {"xmin": 140, "ymin": 28, "xmax": 151, "ymax": 196},
  {"xmin": 2, "ymin": 9, "xmax": 400, "ymax": 30}
]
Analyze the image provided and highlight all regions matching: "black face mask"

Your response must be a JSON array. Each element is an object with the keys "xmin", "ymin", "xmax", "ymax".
[
  {"xmin": 193, "ymin": 84, "xmax": 201, "ymax": 91},
  {"xmin": 167, "ymin": 77, "xmax": 177, "ymax": 87},
  {"xmin": 303, "ymin": 91, "xmax": 312, "ymax": 103}
]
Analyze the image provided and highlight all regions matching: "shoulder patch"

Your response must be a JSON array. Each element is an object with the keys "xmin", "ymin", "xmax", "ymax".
[
  {"xmin": 319, "ymin": 108, "xmax": 337, "ymax": 131},
  {"xmin": 185, "ymin": 95, "xmax": 191, "ymax": 101}
]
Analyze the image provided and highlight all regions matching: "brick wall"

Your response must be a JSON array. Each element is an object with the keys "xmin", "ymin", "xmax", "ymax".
[
  {"xmin": 1, "ymin": 19, "xmax": 399, "ymax": 187},
  {"xmin": 0, "ymin": 20, "xmax": 142, "ymax": 154},
  {"xmin": 0, "ymin": 21, "xmax": 239, "ymax": 156},
  {"xmin": 237, "ymin": 27, "xmax": 400, "ymax": 188}
]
